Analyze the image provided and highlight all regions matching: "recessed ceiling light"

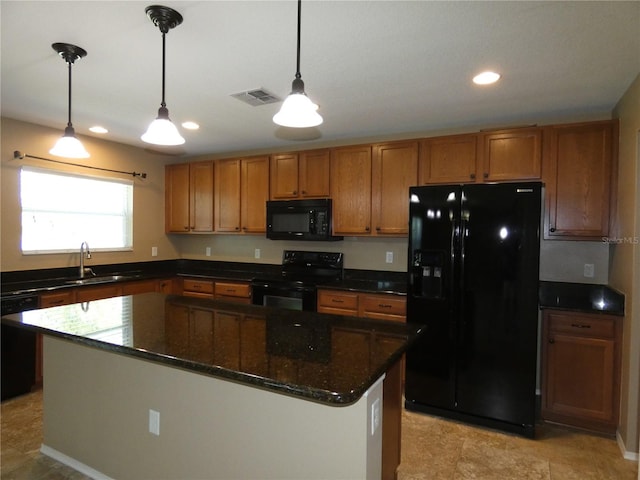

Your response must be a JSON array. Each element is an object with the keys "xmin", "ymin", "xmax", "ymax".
[
  {"xmin": 182, "ymin": 121, "xmax": 200, "ymax": 130},
  {"xmin": 89, "ymin": 126, "xmax": 108, "ymax": 134},
  {"xmin": 473, "ymin": 71, "xmax": 501, "ymax": 85}
]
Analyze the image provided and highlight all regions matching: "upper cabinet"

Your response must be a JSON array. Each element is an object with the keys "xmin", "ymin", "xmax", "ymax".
[
  {"xmin": 270, "ymin": 149, "xmax": 330, "ymax": 199},
  {"xmin": 330, "ymin": 145, "xmax": 373, "ymax": 235},
  {"xmin": 419, "ymin": 134, "xmax": 478, "ymax": 184},
  {"xmin": 544, "ymin": 120, "xmax": 617, "ymax": 240},
  {"xmin": 372, "ymin": 141, "xmax": 418, "ymax": 235},
  {"xmin": 165, "ymin": 161, "xmax": 214, "ymax": 233},
  {"xmin": 480, "ymin": 127, "xmax": 542, "ymax": 182},
  {"xmin": 215, "ymin": 156, "xmax": 269, "ymax": 233},
  {"xmin": 241, "ymin": 155, "xmax": 270, "ymax": 233}
]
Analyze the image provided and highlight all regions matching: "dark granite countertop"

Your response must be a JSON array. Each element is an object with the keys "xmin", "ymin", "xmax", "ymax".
[
  {"xmin": 539, "ymin": 281, "xmax": 625, "ymax": 316},
  {"xmin": 2, "ymin": 292, "xmax": 423, "ymax": 405},
  {"xmin": 1, "ymin": 260, "xmax": 408, "ymax": 297}
]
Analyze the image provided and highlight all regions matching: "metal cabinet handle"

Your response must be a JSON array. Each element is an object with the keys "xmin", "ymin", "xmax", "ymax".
[
  {"xmin": 292, "ymin": 190, "xmax": 297, "ymax": 195},
  {"xmin": 470, "ymin": 173, "xmax": 476, "ymax": 180},
  {"xmin": 483, "ymin": 172, "xmax": 489, "ymax": 179},
  {"xmin": 331, "ymin": 298, "xmax": 344, "ymax": 303},
  {"xmin": 378, "ymin": 304, "xmax": 392, "ymax": 308},
  {"xmin": 301, "ymin": 190, "xmax": 306, "ymax": 195},
  {"xmin": 548, "ymin": 338, "xmax": 555, "ymax": 344},
  {"xmin": 549, "ymin": 227, "xmax": 556, "ymax": 233},
  {"xmin": 571, "ymin": 323, "xmax": 591, "ymax": 329}
]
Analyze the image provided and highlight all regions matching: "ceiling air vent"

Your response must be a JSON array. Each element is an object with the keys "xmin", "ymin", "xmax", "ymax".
[{"xmin": 231, "ymin": 88, "xmax": 281, "ymax": 106}]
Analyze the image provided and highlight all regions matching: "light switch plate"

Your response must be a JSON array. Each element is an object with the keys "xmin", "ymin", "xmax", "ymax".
[
  {"xmin": 151, "ymin": 246, "xmax": 158, "ymax": 257},
  {"xmin": 149, "ymin": 409, "xmax": 160, "ymax": 436},
  {"xmin": 385, "ymin": 251, "xmax": 393, "ymax": 264},
  {"xmin": 584, "ymin": 263, "xmax": 595, "ymax": 278},
  {"xmin": 371, "ymin": 398, "xmax": 381, "ymax": 435}
]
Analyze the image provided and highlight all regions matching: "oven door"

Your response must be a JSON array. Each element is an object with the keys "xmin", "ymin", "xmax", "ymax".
[{"xmin": 251, "ymin": 281, "xmax": 317, "ymax": 312}]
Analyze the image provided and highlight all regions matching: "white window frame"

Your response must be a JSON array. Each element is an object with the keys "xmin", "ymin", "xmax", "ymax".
[{"xmin": 20, "ymin": 166, "xmax": 134, "ymax": 255}]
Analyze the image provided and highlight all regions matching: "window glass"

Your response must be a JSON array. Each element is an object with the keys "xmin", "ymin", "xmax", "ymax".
[{"xmin": 20, "ymin": 167, "xmax": 133, "ymax": 254}]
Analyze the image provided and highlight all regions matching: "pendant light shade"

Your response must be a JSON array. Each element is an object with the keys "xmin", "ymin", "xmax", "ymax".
[
  {"xmin": 273, "ymin": 0, "xmax": 323, "ymax": 128},
  {"xmin": 49, "ymin": 43, "xmax": 90, "ymax": 159},
  {"xmin": 142, "ymin": 5, "xmax": 185, "ymax": 146}
]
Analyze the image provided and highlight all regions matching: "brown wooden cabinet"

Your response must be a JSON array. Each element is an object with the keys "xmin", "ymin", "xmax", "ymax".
[
  {"xmin": 121, "ymin": 279, "xmax": 159, "ymax": 295},
  {"xmin": 181, "ymin": 278, "xmax": 215, "ymax": 299},
  {"xmin": 214, "ymin": 281, "xmax": 251, "ymax": 304},
  {"xmin": 317, "ymin": 289, "xmax": 359, "ymax": 316},
  {"xmin": 372, "ymin": 141, "xmax": 418, "ymax": 236},
  {"xmin": 270, "ymin": 149, "xmax": 330, "ymax": 199},
  {"xmin": 40, "ymin": 290, "xmax": 75, "ymax": 308},
  {"xmin": 165, "ymin": 161, "xmax": 214, "ymax": 233},
  {"xmin": 480, "ymin": 127, "xmax": 542, "ymax": 182},
  {"xmin": 215, "ymin": 156, "xmax": 269, "ymax": 233},
  {"xmin": 214, "ymin": 158, "xmax": 242, "ymax": 232},
  {"xmin": 330, "ymin": 145, "xmax": 373, "ymax": 235},
  {"xmin": 241, "ymin": 155, "xmax": 270, "ymax": 233},
  {"xmin": 541, "ymin": 309, "xmax": 622, "ymax": 434},
  {"xmin": 358, "ymin": 293, "xmax": 406, "ymax": 322},
  {"xmin": 544, "ymin": 120, "xmax": 616, "ymax": 239},
  {"xmin": 419, "ymin": 134, "xmax": 478, "ymax": 184}
]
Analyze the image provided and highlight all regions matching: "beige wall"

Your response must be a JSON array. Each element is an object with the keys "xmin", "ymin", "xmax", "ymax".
[
  {"xmin": 43, "ymin": 336, "xmax": 383, "ymax": 479},
  {"xmin": 612, "ymin": 73, "xmax": 640, "ymax": 456},
  {"xmin": 0, "ymin": 117, "xmax": 180, "ymax": 272}
]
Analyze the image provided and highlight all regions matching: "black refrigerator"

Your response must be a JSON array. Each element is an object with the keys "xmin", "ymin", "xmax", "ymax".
[{"xmin": 405, "ymin": 182, "xmax": 542, "ymax": 438}]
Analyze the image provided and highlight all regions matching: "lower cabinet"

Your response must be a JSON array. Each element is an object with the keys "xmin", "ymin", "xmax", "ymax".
[
  {"xmin": 541, "ymin": 309, "xmax": 622, "ymax": 434},
  {"xmin": 317, "ymin": 289, "xmax": 406, "ymax": 322}
]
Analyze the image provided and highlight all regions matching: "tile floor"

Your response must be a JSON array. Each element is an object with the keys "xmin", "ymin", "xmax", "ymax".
[{"xmin": 1, "ymin": 389, "xmax": 638, "ymax": 480}]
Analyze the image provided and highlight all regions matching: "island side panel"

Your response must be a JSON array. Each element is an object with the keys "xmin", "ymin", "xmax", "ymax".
[{"xmin": 41, "ymin": 336, "xmax": 383, "ymax": 480}]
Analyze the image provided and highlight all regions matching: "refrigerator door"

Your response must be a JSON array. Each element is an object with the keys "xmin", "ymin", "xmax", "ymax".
[
  {"xmin": 456, "ymin": 182, "xmax": 541, "ymax": 429},
  {"xmin": 405, "ymin": 185, "xmax": 462, "ymax": 409}
]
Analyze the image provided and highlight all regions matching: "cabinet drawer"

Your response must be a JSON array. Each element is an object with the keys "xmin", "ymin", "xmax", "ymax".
[
  {"xmin": 360, "ymin": 294, "xmax": 406, "ymax": 317},
  {"xmin": 40, "ymin": 290, "xmax": 74, "ymax": 308},
  {"xmin": 318, "ymin": 290, "xmax": 359, "ymax": 310},
  {"xmin": 215, "ymin": 282, "xmax": 251, "ymax": 298},
  {"xmin": 182, "ymin": 279, "xmax": 214, "ymax": 294},
  {"xmin": 548, "ymin": 312, "xmax": 615, "ymax": 339}
]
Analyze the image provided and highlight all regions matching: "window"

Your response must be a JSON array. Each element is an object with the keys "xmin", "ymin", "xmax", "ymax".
[{"xmin": 20, "ymin": 167, "xmax": 133, "ymax": 254}]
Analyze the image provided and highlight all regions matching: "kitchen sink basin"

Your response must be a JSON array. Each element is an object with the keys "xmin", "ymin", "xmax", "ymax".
[{"xmin": 65, "ymin": 274, "xmax": 140, "ymax": 286}]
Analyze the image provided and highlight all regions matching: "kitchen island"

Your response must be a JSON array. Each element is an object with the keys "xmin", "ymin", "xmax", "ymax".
[{"xmin": 1, "ymin": 293, "xmax": 422, "ymax": 480}]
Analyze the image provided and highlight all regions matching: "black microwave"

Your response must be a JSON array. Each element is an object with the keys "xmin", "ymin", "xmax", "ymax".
[{"xmin": 266, "ymin": 199, "xmax": 343, "ymax": 241}]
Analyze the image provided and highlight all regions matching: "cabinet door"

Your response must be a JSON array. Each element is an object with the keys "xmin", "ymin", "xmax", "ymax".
[
  {"xmin": 481, "ymin": 128, "xmax": 542, "ymax": 181},
  {"xmin": 545, "ymin": 121, "xmax": 614, "ymax": 239},
  {"xmin": 241, "ymin": 156, "xmax": 270, "ymax": 233},
  {"xmin": 270, "ymin": 153, "xmax": 299, "ymax": 199},
  {"xmin": 165, "ymin": 163, "xmax": 190, "ymax": 233},
  {"xmin": 75, "ymin": 285, "xmax": 121, "ymax": 302},
  {"xmin": 419, "ymin": 134, "xmax": 478, "ymax": 184},
  {"xmin": 190, "ymin": 161, "xmax": 214, "ymax": 232},
  {"xmin": 299, "ymin": 149, "xmax": 330, "ymax": 198},
  {"xmin": 372, "ymin": 141, "xmax": 418, "ymax": 235},
  {"xmin": 40, "ymin": 290, "xmax": 74, "ymax": 308},
  {"xmin": 542, "ymin": 310, "xmax": 621, "ymax": 434},
  {"xmin": 359, "ymin": 293, "xmax": 406, "ymax": 322},
  {"xmin": 215, "ymin": 158, "xmax": 241, "ymax": 232},
  {"xmin": 330, "ymin": 145, "xmax": 372, "ymax": 235},
  {"xmin": 121, "ymin": 280, "xmax": 158, "ymax": 295}
]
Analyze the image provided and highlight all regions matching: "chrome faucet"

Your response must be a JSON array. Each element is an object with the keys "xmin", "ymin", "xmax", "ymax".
[{"xmin": 79, "ymin": 241, "xmax": 92, "ymax": 278}]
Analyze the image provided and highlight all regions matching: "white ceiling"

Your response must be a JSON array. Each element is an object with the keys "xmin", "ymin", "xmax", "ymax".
[{"xmin": 2, "ymin": 1, "xmax": 639, "ymax": 158}]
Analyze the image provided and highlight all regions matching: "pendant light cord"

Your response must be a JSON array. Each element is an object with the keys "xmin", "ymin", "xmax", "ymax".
[
  {"xmin": 66, "ymin": 61, "xmax": 73, "ymax": 128},
  {"xmin": 295, "ymin": 0, "xmax": 301, "ymax": 80},
  {"xmin": 161, "ymin": 32, "xmax": 167, "ymax": 108}
]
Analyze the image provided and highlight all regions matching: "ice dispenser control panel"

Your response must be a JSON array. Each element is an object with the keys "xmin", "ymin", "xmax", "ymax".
[{"xmin": 410, "ymin": 250, "xmax": 445, "ymax": 299}]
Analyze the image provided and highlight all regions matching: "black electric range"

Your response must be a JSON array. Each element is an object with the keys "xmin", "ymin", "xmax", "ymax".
[{"xmin": 251, "ymin": 250, "xmax": 344, "ymax": 311}]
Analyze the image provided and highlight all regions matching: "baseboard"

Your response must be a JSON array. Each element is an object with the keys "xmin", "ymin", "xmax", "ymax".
[
  {"xmin": 40, "ymin": 444, "xmax": 114, "ymax": 480},
  {"xmin": 616, "ymin": 431, "xmax": 640, "ymax": 461}
]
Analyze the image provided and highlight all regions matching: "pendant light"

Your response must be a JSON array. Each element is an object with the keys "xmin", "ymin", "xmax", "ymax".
[
  {"xmin": 273, "ymin": 0, "xmax": 323, "ymax": 128},
  {"xmin": 49, "ymin": 43, "xmax": 90, "ymax": 159},
  {"xmin": 141, "ymin": 5, "xmax": 185, "ymax": 146}
]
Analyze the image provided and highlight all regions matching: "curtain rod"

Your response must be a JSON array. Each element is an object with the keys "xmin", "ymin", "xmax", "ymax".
[{"xmin": 13, "ymin": 151, "xmax": 147, "ymax": 179}]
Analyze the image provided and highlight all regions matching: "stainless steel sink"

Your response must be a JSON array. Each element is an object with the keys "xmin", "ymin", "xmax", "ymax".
[{"xmin": 65, "ymin": 274, "xmax": 140, "ymax": 286}]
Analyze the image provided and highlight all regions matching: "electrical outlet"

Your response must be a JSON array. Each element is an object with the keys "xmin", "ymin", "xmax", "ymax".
[
  {"xmin": 255, "ymin": 248, "xmax": 261, "ymax": 259},
  {"xmin": 149, "ymin": 409, "xmax": 160, "ymax": 436},
  {"xmin": 584, "ymin": 263, "xmax": 595, "ymax": 278},
  {"xmin": 205, "ymin": 247, "xmax": 211, "ymax": 257},
  {"xmin": 385, "ymin": 251, "xmax": 393, "ymax": 264},
  {"xmin": 371, "ymin": 398, "xmax": 381, "ymax": 435},
  {"xmin": 151, "ymin": 246, "xmax": 158, "ymax": 257}
]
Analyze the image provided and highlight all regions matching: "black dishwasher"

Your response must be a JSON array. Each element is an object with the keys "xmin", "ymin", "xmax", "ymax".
[{"xmin": 1, "ymin": 293, "xmax": 39, "ymax": 401}]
